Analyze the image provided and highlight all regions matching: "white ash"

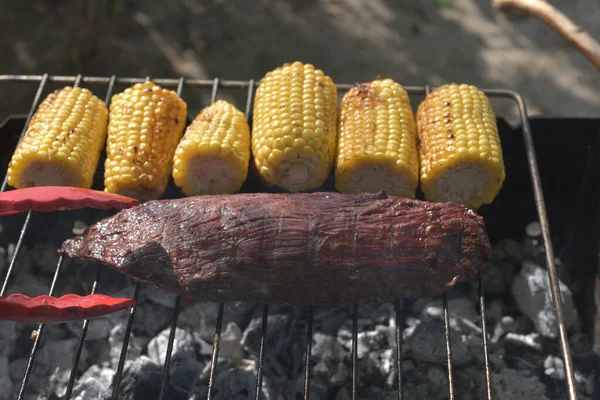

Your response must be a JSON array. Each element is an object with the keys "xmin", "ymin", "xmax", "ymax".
[
  {"xmin": 147, "ymin": 326, "xmax": 195, "ymax": 365},
  {"xmin": 218, "ymin": 322, "xmax": 243, "ymax": 365},
  {"xmin": 66, "ymin": 316, "xmax": 113, "ymax": 341},
  {"xmin": 512, "ymin": 261, "xmax": 578, "ymax": 338},
  {"xmin": 69, "ymin": 364, "xmax": 115, "ymax": 400},
  {"xmin": 108, "ymin": 322, "xmax": 144, "ymax": 370}
]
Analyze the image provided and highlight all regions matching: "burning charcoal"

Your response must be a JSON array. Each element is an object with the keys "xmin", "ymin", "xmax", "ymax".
[
  {"xmin": 6, "ymin": 244, "xmax": 33, "ymax": 274},
  {"xmin": 84, "ymin": 339, "xmax": 111, "ymax": 367},
  {"xmin": 241, "ymin": 307, "xmax": 299, "ymax": 357},
  {"xmin": 70, "ymin": 364, "xmax": 115, "ymax": 400},
  {"xmin": 312, "ymin": 332, "xmax": 347, "ymax": 365},
  {"xmin": 288, "ymin": 375, "xmax": 328, "ymax": 400},
  {"xmin": 544, "ymin": 355, "xmax": 565, "ymax": 380},
  {"xmin": 491, "ymin": 316, "xmax": 517, "ymax": 343},
  {"xmin": 494, "ymin": 238, "xmax": 523, "ymax": 264},
  {"xmin": 485, "ymin": 298, "xmax": 504, "ymax": 326},
  {"xmin": 110, "ymin": 356, "xmax": 163, "ymax": 400},
  {"xmin": 0, "ymin": 321, "xmax": 15, "ymax": 357},
  {"xmin": 198, "ymin": 358, "xmax": 233, "ymax": 384},
  {"xmin": 313, "ymin": 361, "xmax": 351, "ymax": 389},
  {"xmin": 406, "ymin": 318, "xmax": 473, "ymax": 367},
  {"xmin": 219, "ymin": 322, "xmax": 243, "ymax": 364},
  {"xmin": 145, "ymin": 287, "xmax": 178, "ymax": 308},
  {"xmin": 511, "ymin": 261, "xmax": 578, "ymax": 338},
  {"xmin": 491, "ymin": 368, "xmax": 549, "ymax": 399},
  {"xmin": 178, "ymin": 302, "xmax": 255, "ymax": 344},
  {"xmin": 67, "ymin": 316, "xmax": 113, "ymax": 341},
  {"xmin": 0, "ymin": 247, "xmax": 6, "ymax": 273},
  {"xmin": 364, "ymin": 386, "xmax": 396, "ymax": 399},
  {"xmin": 45, "ymin": 367, "xmax": 72, "ymax": 398},
  {"xmin": 453, "ymin": 367, "xmax": 489, "ymax": 400},
  {"xmin": 7, "ymin": 273, "xmax": 47, "ymax": 297},
  {"xmin": 210, "ymin": 367, "xmax": 266, "ymax": 400},
  {"xmin": 30, "ymin": 242, "xmax": 60, "ymax": 273},
  {"xmin": 427, "ymin": 366, "xmax": 448, "ymax": 399},
  {"xmin": 166, "ymin": 352, "xmax": 203, "ymax": 398},
  {"xmin": 314, "ymin": 305, "xmax": 349, "ymax": 335},
  {"xmin": 481, "ymin": 261, "xmax": 513, "ymax": 294},
  {"xmin": 133, "ymin": 300, "xmax": 172, "ymax": 338},
  {"xmin": 364, "ymin": 348, "xmax": 395, "ymax": 388},
  {"xmin": 0, "ymin": 357, "xmax": 13, "ymax": 400},
  {"xmin": 147, "ymin": 327, "xmax": 195, "ymax": 365},
  {"xmin": 109, "ymin": 323, "xmax": 143, "ymax": 369},
  {"xmin": 523, "ymin": 221, "xmax": 546, "ymax": 264},
  {"xmin": 356, "ymin": 326, "xmax": 393, "ymax": 360}
]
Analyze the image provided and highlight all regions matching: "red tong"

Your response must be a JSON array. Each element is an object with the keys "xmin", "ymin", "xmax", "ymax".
[{"xmin": 0, "ymin": 187, "xmax": 139, "ymax": 323}]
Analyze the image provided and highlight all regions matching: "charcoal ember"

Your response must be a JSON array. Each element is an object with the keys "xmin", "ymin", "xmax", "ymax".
[
  {"xmin": 288, "ymin": 375, "xmax": 328, "ymax": 400},
  {"xmin": 312, "ymin": 332, "xmax": 347, "ymax": 365},
  {"xmin": 147, "ymin": 327, "xmax": 195, "ymax": 365},
  {"xmin": 74, "ymin": 261, "xmax": 132, "ymax": 296},
  {"xmin": 30, "ymin": 242, "xmax": 60, "ymax": 273},
  {"xmin": 426, "ymin": 366, "xmax": 448, "ymax": 399},
  {"xmin": 314, "ymin": 305, "xmax": 349, "ymax": 335},
  {"xmin": 363, "ymin": 348, "xmax": 395, "ymax": 389},
  {"xmin": 312, "ymin": 361, "xmax": 351, "ymax": 390},
  {"xmin": 109, "ymin": 356, "xmax": 163, "ymax": 400},
  {"xmin": 485, "ymin": 298, "xmax": 505, "ymax": 326},
  {"xmin": 406, "ymin": 318, "xmax": 473, "ymax": 367},
  {"xmin": 363, "ymin": 386, "xmax": 396, "ymax": 400},
  {"xmin": 10, "ymin": 339, "xmax": 88, "ymax": 394},
  {"xmin": 70, "ymin": 364, "xmax": 115, "ymax": 400},
  {"xmin": 67, "ymin": 317, "xmax": 113, "ymax": 341},
  {"xmin": 0, "ymin": 321, "xmax": 16, "ymax": 357},
  {"xmin": 491, "ymin": 316, "xmax": 517, "ymax": 343},
  {"xmin": 198, "ymin": 358, "xmax": 233, "ymax": 384},
  {"xmin": 219, "ymin": 322, "xmax": 243, "ymax": 364},
  {"xmin": 453, "ymin": 367, "xmax": 489, "ymax": 400},
  {"xmin": 0, "ymin": 247, "xmax": 6, "ymax": 273},
  {"xmin": 210, "ymin": 367, "xmax": 266, "ymax": 400},
  {"xmin": 178, "ymin": 302, "xmax": 255, "ymax": 343},
  {"xmin": 512, "ymin": 261, "xmax": 578, "ymax": 339},
  {"xmin": 132, "ymin": 299, "xmax": 172, "ymax": 338},
  {"xmin": 491, "ymin": 367, "xmax": 549, "ymax": 399},
  {"xmin": 145, "ymin": 287, "xmax": 177, "ymax": 308},
  {"xmin": 109, "ymin": 323, "xmax": 144, "ymax": 369},
  {"xmin": 523, "ymin": 221, "xmax": 546, "ymax": 264},
  {"xmin": 44, "ymin": 367, "xmax": 72, "ymax": 398},
  {"xmin": 165, "ymin": 352, "xmax": 203, "ymax": 398},
  {"xmin": 84, "ymin": 339, "xmax": 111, "ymax": 368},
  {"xmin": 7, "ymin": 272, "xmax": 48, "ymax": 297},
  {"xmin": 241, "ymin": 306, "xmax": 300, "ymax": 358},
  {"xmin": 544, "ymin": 355, "xmax": 565, "ymax": 380},
  {"xmin": 0, "ymin": 357, "xmax": 12, "ymax": 400},
  {"xmin": 6, "ymin": 243, "xmax": 33, "ymax": 274}
]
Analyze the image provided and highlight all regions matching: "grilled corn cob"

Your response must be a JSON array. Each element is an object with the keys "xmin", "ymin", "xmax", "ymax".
[
  {"xmin": 251, "ymin": 61, "xmax": 338, "ymax": 192},
  {"xmin": 104, "ymin": 81, "xmax": 187, "ymax": 202},
  {"xmin": 7, "ymin": 86, "xmax": 108, "ymax": 189},
  {"xmin": 335, "ymin": 79, "xmax": 419, "ymax": 197},
  {"xmin": 416, "ymin": 83, "xmax": 505, "ymax": 209},
  {"xmin": 172, "ymin": 100, "xmax": 251, "ymax": 196}
]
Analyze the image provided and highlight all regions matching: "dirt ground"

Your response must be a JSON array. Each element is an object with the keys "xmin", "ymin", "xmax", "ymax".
[{"xmin": 0, "ymin": 0, "xmax": 599, "ymax": 125}]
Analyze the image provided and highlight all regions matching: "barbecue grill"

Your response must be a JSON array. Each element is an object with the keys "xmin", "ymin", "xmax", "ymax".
[{"xmin": 0, "ymin": 73, "xmax": 596, "ymax": 400}]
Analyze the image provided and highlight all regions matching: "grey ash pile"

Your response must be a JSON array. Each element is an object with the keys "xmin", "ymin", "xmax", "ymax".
[{"xmin": 0, "ymin": 221, "xmax": 598, "ymax": 400}]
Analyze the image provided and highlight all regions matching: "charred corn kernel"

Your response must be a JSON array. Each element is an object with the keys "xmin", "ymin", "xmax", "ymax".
[
  {"xmin": 105, "ymin": 81, "xmax": 187, "ymax": 202},
  {"xmin": 172, "ymin": 100, "xmax": 251, "ymax": 196},
  {"xmin": 251, "ymin": 61, "xmax": 338, "ymax": 192},
  {"xmin": 7, "ymin": 87, "xmax": 108, "ymax": 189},
  {"xmin": 335, "ymin": 79, "xmax": 419, "ymax": 198},
  {"xmin": 416, "ymin": 83, "xmax": 505, "ymax": 209}
]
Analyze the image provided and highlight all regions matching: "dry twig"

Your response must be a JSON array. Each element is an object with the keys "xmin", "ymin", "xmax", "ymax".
[{"xmin": 493, "ymin": 0, "xmax": 600, "ymax": 71}]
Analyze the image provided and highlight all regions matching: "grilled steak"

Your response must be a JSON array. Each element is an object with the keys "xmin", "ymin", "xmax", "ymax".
[{"xmin": 59, "ymin": 191, "xmax": 491, "ymax": 304}]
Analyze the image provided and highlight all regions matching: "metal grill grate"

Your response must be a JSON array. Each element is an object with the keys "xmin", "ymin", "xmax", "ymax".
[{"xmin": 0, "ymin": 74, "xmax": 579, "ymax": 400}]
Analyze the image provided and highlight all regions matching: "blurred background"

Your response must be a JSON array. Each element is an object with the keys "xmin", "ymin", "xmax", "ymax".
[{"xmin": 0, "ymin": 0, "xmax": 599, "ymax": 122}]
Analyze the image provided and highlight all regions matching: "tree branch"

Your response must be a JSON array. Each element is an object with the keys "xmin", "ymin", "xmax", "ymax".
[{"xmin": 493, "ymin": 0, "xmax": 600, "ymax": 71}]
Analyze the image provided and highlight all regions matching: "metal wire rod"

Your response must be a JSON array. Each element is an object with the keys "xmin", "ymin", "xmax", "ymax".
[
  {"xmin": 303, "ymin": 306, "xmax": 314, "ymax": 400},
  {"xmin": 351, "ymin": 304, "xmax": 358, "ymax": 400},
  {"xmin": 254, "ymin": 304, "xmax": 269, "ymax": 400},
  {"xmin": 442, "ymin": 294, "xmax": 455, "ymax": 400},
  {"xmin": 394, "ymin": 300, "xmax": 405, "ymax": 400}
]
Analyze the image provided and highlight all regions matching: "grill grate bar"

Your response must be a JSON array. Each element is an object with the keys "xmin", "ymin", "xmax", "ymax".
[
  {"xmin": 351, "ymin": 304, "xmax": 358, "ymax": 400},
  {"xmin": 156, "ymin": 76, "xmax": 186, "ymax": 400},
  {"xmin": 207, "ymin": 303, "xmax": 225, "ymax": 399},
  {"xmin": 0, "ymin": 75, "xmax": 579, "ymax": 400},
  {"xmin": 158, "ymin": 295, "xmax": 182, "ymax": 400},
  {"xmin": 17, "ymin": 256, "xmax": 67, "ymax": 400},
  {"xmin": 395, "ymin": 300, "xmax": 405, "ymax": 400},
  {"xmin": 0, "ymin": 210, "xmax": 31, "ymax": 296},
  {"xmin": 303, "ymin": 306, "xmax": 315, "ymax": 400},
  {"xmin": 478, "ymin": 273, "xmax": 493, "ymax": 399},
  {"xmin": 442, "ymin": 293, "xmax": 455, "ymax": 400},
  {"xmin": 255, "ymin": 304, "xmax": 269, "ymax": 400},
  {"xmin": 111, "ymin": 282, "xmax": 141, "ymax": 399},
  {"xmin": 64, "ymin": 74, "xmax": 117, "ymax": 400}
]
